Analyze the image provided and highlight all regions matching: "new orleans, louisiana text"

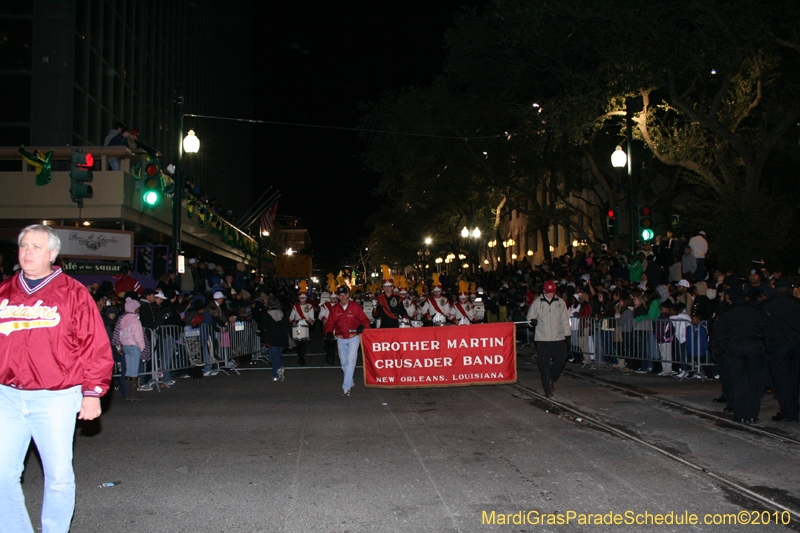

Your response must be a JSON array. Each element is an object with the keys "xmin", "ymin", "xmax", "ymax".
[{"xmin": 481, "ymin": 510, "xmax": 793, "ymax": 526}]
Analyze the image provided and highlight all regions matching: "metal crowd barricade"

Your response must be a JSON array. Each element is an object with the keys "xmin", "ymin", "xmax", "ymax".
[
  {"xmin": 213, "ymin": 321, "xmax": 261, "ymax": 374},
  {"xmin": 146, "ymin": 324, "xmax": 216, "ymax": 390},
  {"xmin": 559, "ymin": 317, "xmax": 708, "ymax": 376}
]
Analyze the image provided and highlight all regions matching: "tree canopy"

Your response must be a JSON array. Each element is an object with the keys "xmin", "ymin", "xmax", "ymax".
[{"xmin": 360, "ymin": 0, "xmax": 800, "ymax": 272}]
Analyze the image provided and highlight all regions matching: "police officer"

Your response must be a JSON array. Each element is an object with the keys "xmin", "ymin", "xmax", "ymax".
[
  {"xmin": 761, "ymin": 278, "xmax": 800, "ymax": 422},
  {"xmin": 713, "ymin": 283, "xmax": 772, "ymax": 424}
]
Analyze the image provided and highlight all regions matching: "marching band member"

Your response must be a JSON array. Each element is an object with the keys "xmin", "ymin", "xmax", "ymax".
[
  {"xmin": 289, "ymin": 281, "xmax": 315, "ymax": 366},
  {"xmin": 451, "ymin": 280, "xmax": 476, "ymax": 324},
  {"xmin": 373, "ymin": 265, "xmax": 407, "ymax": 328},
  {"xmin": 470, "ymin": 282, "xmax": 486, "ymax": 323},
  {"xmin": 318, "ymin": 276, "xmax": 338, "ymax": 365},
  {"xmin": 398, "ymin": 276, "xmax": 416, "ymax": 325},
  {"xmin": 321, "ymin": 274, "xmax": 337, "ymax": 306},
  {"xmin": 422, "ymin": 273, "xmax": 451, "ymax": 325},
  {"xmin": 414, "ymin": 283, "xmax": 428, "ymax": 321}
]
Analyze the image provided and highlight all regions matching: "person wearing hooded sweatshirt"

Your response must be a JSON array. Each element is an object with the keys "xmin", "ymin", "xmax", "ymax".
[
  {"xmin": 260, "ymin": 297, "xmax": 290, "ymax": 381},
  {"xmin": 527, "ymin": 280, "xmax": 571, "ymax": 397},
  {"xmin": 113, "ymin": 298, "xmax": 146, "ymax": 401}
]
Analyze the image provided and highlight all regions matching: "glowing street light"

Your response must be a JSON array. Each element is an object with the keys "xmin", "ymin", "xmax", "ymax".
[
  {"xmin": 183, "ymin": 130, "xmax": 200, "ymax": 153},
  {"xmin": 611, "ymin": 145, "xmax": 627, "ymax": 168}
]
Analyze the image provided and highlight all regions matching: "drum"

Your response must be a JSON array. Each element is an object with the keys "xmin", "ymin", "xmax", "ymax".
[
  {"xmin": 292, "ymin": 325, "xmax": 309, "ymax": 340},
  {"xmin": 432, "ymin": 313, "xmax": 447, "ymax": 325},
  {"xmin": 473, "ymin": 302, "xmax": 485, "ymax": 320},
  {"xmin": 362, "ymin": 300, "xmax": 375, "ymax": 316},
  {"xmin": 458, "ymin": 316, "xmax": 471, "ymax": 326},
  {"xmin": 411, "ymin": 320, "xmax": 423, "ymax": 328}
]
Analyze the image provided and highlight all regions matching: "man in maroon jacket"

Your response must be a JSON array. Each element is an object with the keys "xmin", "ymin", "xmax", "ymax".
[
  {"xmin": 324, "ymin": 285, "xmax": 371, "ymax": 396},
  {"xmin": 0, "ymin": 224, "xmax": 114, "ymax": 532}
]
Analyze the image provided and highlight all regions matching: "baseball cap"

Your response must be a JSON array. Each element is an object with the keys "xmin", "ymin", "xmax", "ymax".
[
  {"xmin": 544, "ymin": 281, "xmax": 557, "ymax": 294},
  {"xmin": 154, "ymin": 291, "xmax": 166, "ymax": 299},
  {"xmin": 213, "ymin": 291, "xmax": 225, "ymax": 299},
  {"xmin": 141, "ymin": 288, "xmax": 156, "ymax": 297},
  {"xmin": 677, "ymin": 279, "xmax": 691, "ymax": 288},
  {"xmin": 336, "ymin": 285, "xmax": 350, "ymax": 294},
  {"xmin": 189, "ymin": 258, "xmax": 197, "ymax": 264}
]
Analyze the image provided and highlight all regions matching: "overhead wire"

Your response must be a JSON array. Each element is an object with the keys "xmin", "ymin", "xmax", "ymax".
[{"xmin": 182, "ymin": 113, "xmax": 578, "ymax": 142}]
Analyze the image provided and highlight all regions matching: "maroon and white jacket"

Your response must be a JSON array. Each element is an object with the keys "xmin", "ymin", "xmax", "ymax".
[
  {"xmin": 0, "ymin": 268, "xmax": 114, "ymax": 397},
  {"xmin": 323, "ymin": 300, "xmax": 371, "ymax": 339}
]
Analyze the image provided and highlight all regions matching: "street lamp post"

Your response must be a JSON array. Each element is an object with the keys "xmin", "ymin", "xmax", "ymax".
[
  {"xmin": 460, "ymin": 227, "xmax": 481, "ymax": 273},
  {"xmin": 610, "ymin": 98, "xmax": 637, "ymax": 255},
  {"xmin": 173, "ymin": 93, "xmax": 200, "ymax": 266}
]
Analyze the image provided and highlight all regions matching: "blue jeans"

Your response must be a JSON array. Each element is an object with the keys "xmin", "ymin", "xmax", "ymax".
[
  {"xmin": 337, "ymin": 336, "xmax": 360, "ymax": 391},
  {"xmin": 123, "ymin": 345, "xmax": 141, "ymax": 378},
  {"xmin": 0, "ymin": 384, "xmax": 83, "ymax": 533},
  {"xmin": 268, "ymin": 346, "xmax": 284, "ymax": 379}
]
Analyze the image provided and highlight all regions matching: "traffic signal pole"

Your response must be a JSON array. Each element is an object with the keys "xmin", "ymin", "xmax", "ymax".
[{"xmin": 173, "ymin": 93, "xmax": 184, "ymax": 263}]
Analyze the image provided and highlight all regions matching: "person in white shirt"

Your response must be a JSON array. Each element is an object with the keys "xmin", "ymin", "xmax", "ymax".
[{"xmin": 688, "ymin": 231, "xmax": 708, "ymax": 281}]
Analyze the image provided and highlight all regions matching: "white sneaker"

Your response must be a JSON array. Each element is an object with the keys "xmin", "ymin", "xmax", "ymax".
[
  {"xmin": 203, "ymin": 370, "xmax": 219, "ymax": 377},
  {"xmin": 138, "ymin": 382, "xmax": 154, "ymax": 391},
  {"xmin": 277, "ymin": 367, "xmax": 285, "ymax": 382},
  {"xmin": 675, "ymin": 370, "xmax": 687, "ymax": 379}
]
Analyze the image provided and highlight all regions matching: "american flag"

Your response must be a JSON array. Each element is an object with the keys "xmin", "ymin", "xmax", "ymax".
[{"xmin": 259, "ymin": 201, "xmax": 279, "ymax": 235}]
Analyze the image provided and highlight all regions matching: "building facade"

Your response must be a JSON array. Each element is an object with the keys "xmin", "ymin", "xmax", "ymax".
[{"xmin": 0, "ymin": 0, "xmax": 253, "ymax": 216}]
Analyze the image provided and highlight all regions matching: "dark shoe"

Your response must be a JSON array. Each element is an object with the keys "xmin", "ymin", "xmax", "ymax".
[
  {"xmin": 298, "ymin": 360, "xmax": 306, "ymax": 367},
  {"xmin": 712, "ymin": 396, "xmax": 728, "ymax": 403},
  {"xmin": 734, "ymin": 418, "xmax": 759, "ymax": 424},
  {"xmin": 550, "ymin": 380, "xmax": 556, "ymax": 392},
  {"xmin": 772, "ymin": 413, "xmax": 799, "ymax": 422},
  {"xmin": 723, "ymin": 407, "xmax": 734, "ymax": 414},
  {"xmin": 545, "ymin": 389, "xmax": 554, "ymax": 398}
]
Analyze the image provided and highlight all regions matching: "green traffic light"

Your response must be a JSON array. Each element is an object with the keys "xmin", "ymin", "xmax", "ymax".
[
  {"xmin": 641, "ymin": 228, "xmax": 654, "ymax": 241},
  {"xmin": 143, "ymin": 190, "xmax": 160, "ymax": 206}
]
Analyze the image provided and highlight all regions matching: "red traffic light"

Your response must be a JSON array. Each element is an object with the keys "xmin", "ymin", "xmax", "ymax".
[
  {"xmin": 69, "ymin": 150, "xmax": 93, "ymax": 167},
  {"xmin": 639, "ymin": 206, "xmax": 651, "ymax": 216},
  {"xmin": 145, "ymin": 162, "xmax": 159, "ymax": 177},
  {"xmin": 607, "ymin": 209, "xmax": 615, "ymax": 218}
]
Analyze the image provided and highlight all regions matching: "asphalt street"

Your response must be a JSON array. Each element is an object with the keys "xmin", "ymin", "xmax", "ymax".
[{"xmin": 19, "ymin": 329, "xmax": 800, "ymax": 532}]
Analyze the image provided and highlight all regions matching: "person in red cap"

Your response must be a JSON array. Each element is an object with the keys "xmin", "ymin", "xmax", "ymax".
[
  {"xmin": 324, "ymin": 285, "xmax": 371, "ymax": 396},
  {"xmin": 527, "ymin": 280, "xmax": 571, "ymax": 397}
]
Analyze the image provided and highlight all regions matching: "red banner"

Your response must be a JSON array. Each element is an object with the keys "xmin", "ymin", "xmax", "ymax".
[{"xmin": 361, "ymin": 322, "xmax": 517, "ymax": 388}]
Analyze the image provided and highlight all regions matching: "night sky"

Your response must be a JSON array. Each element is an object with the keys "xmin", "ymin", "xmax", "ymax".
[{"xmin": 254, "ymin": 2, "xmax": 485, "ymax": 273}]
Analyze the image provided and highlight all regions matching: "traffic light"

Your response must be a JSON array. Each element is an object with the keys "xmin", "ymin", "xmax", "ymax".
[
  {"xmin": 637, "ymin": 204, "xmax": 654, "ymax": 241},
  {"xmin": 69, "ymin": 149, "xmax": 93, "ymax": 207},
  {"xmin": 141, "ymin": 158, "xmax": 162, "ymax": 207},
  {"xmin": 606, "ymin": 208, "xmax": 620, "ymax": 237}
]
